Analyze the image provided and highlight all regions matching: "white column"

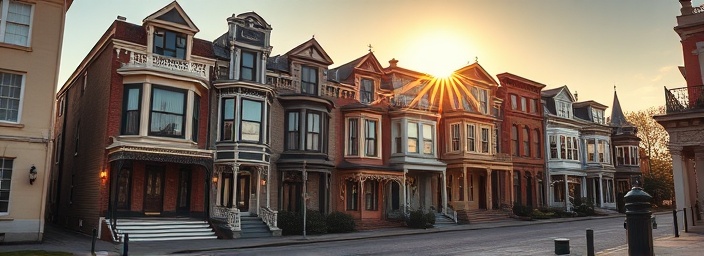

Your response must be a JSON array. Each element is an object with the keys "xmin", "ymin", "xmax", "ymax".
[
  {"xmin": 256, "ymin": 167, "xmax": 261, "ymax": 215},
  {"xmin": 696, "ymin": 149, "xmax": 704, "ymax": 213},
  {"xmin": 261, "ymin": 52, "xmax": 268, "ymax": 83},
  {"xmin": 266, "ymin": 167, "xmax": 271, "ymax": 208},
  {"xmin": 442, "ymin": 171, "xmax": 447, "ymax": 214},
  {"xmin": 671, "ymin": 146, "xmax": 688, "ymax": 228},
  {"xmin": 232, "ymin": 163, "xmax": 239, "ymax": 208},
  {"xmin": 685, "ymin": 158, "xmax": 695, "ymax": 225},
  {"xmin": 564, "ymin": 174, "xmax": 569, "ymax": 210},
  {"xmin": 403, "ymin": 169, "xmax": 408, "ymax": 215},
  {"xmin": 598, "ymin": 174, "xmax": 604, "ymax": 207}
]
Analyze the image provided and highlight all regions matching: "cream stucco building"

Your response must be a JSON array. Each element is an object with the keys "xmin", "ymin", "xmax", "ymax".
[{"xmin": 0, "ymin": 0, "xmax": 71, "ymax": 243}]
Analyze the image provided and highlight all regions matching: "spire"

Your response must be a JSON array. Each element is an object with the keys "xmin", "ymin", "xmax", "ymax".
[{"xmin": 610, "ymin": 90, "xmax": 632, "ymax": 128}]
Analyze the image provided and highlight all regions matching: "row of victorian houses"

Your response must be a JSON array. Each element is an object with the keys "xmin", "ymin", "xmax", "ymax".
[{"xmin": 45, "ymin": 2, "xmax": 643, "ymax": 242}]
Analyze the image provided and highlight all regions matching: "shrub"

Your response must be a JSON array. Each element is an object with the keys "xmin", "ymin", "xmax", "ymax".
[
  {"xmin": 512, "ymin": 202, "xmax": 533, "ymax": 217},
  {"xmin": 406, "ymin": 209, "xmax": 435, "ymax": 228},
  {"xmin": 572, "ymin": 197, "xmax": 596, "ymax": 217},
  {"xmin": 326, "ymin": 211, "xmax": 356, "ymax": 233},
  {"xmin": 531, "ymin": 208, "xmax": 554, "ymax": 219},
  {"xmin": 277, "ymin": 210, "xmax": 328, "ymax": 236}
]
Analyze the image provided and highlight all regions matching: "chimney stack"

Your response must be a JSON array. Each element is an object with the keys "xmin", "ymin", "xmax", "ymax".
[
  {"xmin": 116, "ymin": 16, "xmax": 126, "ymax": 21},
  {"xmin": 389, "ymin": 58, "xmax": 398, "ymax": 68}
]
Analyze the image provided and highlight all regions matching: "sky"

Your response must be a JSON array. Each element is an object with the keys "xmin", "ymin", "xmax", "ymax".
[{"xmin": 59, "ymin": 0, "xmax": 687, "ymax": 114}]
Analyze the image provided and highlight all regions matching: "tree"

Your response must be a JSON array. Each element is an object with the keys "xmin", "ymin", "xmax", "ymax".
[{"xmin": 626, "ymin": 106, "xmax": 674, "ymax": 206}]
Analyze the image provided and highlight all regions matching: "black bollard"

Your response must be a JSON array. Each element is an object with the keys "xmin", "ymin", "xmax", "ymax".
[
  {"xmin": 684, "ymin": 208, "xmax": 688, "ymax": 233},
  {"xmin": 673, "ymin": 209, "xmax": 679, "ymax": 237},
  {"xmin": 586, "ymin": 229, "xmax": 594, "ymax": 256},
  {"xmin": 123, "ymin": 233, "xmax": 129, "ymax": 256},
  {"xmin": 624, "ymin": 187, "xmax": 654, "ymax": 256},
  {"xmin": 692, "ymin": 207, "xmax": 696, "ymax": 226},
  {"xmin": 91, "ymin": 228, "xmax": 97, "ymax": 254}
]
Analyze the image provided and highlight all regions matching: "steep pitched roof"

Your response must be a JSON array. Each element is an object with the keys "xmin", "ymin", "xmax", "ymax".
[
  {"xmin": 284, "ymin": 38, "xmax": 334, "ymax": 65},
  {"xmin": 328, "ymin": 52, "xmax": 384, "ymax": 83},
  {"xmin": 610, "ymin": 90, "xmax": 633, "ymax": 128},
  {"xmin": 454, "ymin": 62, "xmax": 498, "ymax": 86},
  {"xmin": 142, "ymin": 1, "xmax": 199, "ymax": 33}
]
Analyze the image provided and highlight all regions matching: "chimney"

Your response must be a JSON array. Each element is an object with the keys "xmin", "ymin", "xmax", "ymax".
[
  {"xmin": 116, "ymin": 16, "xmax": 126, "ymax": 21},
  {"xmin": 389, "ymin": 58, "xmax": 398, "ymax": 68},
  {"xmin": 574, "ymin": 91, "xmax": 579, "ymax": 101},
  {"xmin": 681, "ymin": 0, "xmax": 694, "ymax": 16}
]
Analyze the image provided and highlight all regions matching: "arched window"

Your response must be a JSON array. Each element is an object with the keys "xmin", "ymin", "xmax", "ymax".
[
  {"xmin": 523, "ymin": 127, "xmax": 530, "ymax": 157},
  {"xmin": 511, "ymin": 125, "xmax": 519, "ymax": 156}
]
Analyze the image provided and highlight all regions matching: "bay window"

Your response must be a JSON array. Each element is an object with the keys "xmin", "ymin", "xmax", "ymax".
[
  {"xmin": 597, "ymin": 140, "xmax": 605, "ymax": 162},
  {"xmin": 364, "ymin": 120, "xmax": 377, "ymax": 156},
  {"xmin": 0, "ymin": 1, "xmax": 33, "ymax": 47},
  {"xmin": 286, "ymin": 112, "xmax": 299, "ymax": 150},
  {"xmin": 481, "ymin": 127, "xmax": 490, "ymax": 153},
  {"xmin": 364, "ymin": 180, "xmax": 378, "ymax": 211},
  {"xmin": 549, "ymin": 135, "xmax": 557, "ymax": 159},
  {"xmin": 423, "ymin": 124, "xmax": 433, "ymax": 154},
  {"xmin": 552, "ymin": 135, "xmax": 579, "ymax": 160},
  {"xmin": 122, "ymin": 85, "xmax": 142, "ymax": 135},
  {"xmin": 451, "ymin": 124, "xmax": 460, "ymax": 152},
  {"xmin": 394, "ymin": 122, "xmax": 402, "ymax": 153},
  {"xmin": 301, "ymin": 66, "xmax": 318, "ymax": 95},
  {"xmin": 150, "ymin": 87, "xmax": 186, "ymax": 138},
  {"xmin": 587, "ymin": 139, "xmax": 596, "ymax": 162},
  {"xmin": 348, "ymin": 118, "xmax": 358, "ymax": 155},
  {"xmin": 221, "ymin": 99, "xmax": 235, "ymax": 141},
  {"xmin": 240, "ymin": 99, "xmax": 262, "ymax": 142},
  {"xmin": 306, "ymin": 112, "xmax": 320, "ymax": 151},
  {"xmin": 408, "ymin": 122, "xmax": 418, "ymax": 153},
  {"xmin": 466, "ymin": 124, "xmax": 475, "ymax": 152},
  {"xmin": 616, "ymin": 146, "xmax": 639, "ymax": 166}
]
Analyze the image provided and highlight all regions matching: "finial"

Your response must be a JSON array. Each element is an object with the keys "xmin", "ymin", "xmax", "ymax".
[
  {"xmin": 614, "ymin": 85, "xmax": 616, "ymax": 92},
  {"xmin": 475, "ymin": 56, "xmax": 478, "ymax": 63},
  {"xmin": 368, "ymin": 44, "xmax": 373, "ymax": 52},
  {"xmin": 312, "ymin": 34, "xmax": 315, "ymax": 38}
]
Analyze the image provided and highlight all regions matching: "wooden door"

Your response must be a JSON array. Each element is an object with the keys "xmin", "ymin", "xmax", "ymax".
[
  {"xmin": 144, "ymin": 166, "xmax": 165, "ymax": 214},
  {"xmin": 236, "ymin": 175, "xmax": 250, "ymax": 212},
  {"xmin": 479, "ymin": 175, "xmax": 487, "ymax": 209},
  {"xmin": 176, "ymin": 168, "xmax": 191, "ymax": 213}
]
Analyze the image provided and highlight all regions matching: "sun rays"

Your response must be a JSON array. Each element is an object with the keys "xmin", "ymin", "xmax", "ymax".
[{"xmin": 394, "ymin": 72, "xmax": 481, "ymax": 113}]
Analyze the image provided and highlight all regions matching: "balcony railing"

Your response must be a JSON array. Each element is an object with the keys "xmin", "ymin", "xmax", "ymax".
[
  {"xmin": 665, "ymin": 85, "xmax": 704, "ymax": 113},
  {"xmin": 126, "ymin": 51, "xmax": 209, "ymax": 80}
]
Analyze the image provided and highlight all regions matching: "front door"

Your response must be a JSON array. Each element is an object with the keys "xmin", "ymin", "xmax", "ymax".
[
  {"xmin": 176, "ymin": 167, "xmax": 191, "ymax": 213},
  {"xmin": 144, "ymin": 166, "xmax": 165, "ymax": 214},
  {"xmin": 236, "ymin": 174, "xmax": 250, "ymax": 212},
  {"xmin": 479, "ymin": 175, "xmax": 487, "ymax": 209}
]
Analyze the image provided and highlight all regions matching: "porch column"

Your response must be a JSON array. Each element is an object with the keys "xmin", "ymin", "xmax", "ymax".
[
  {"xmin": 442, "ymin": 171, "xmax": 447, "ymax": 214},
  {"xmin": 581, "ymin": 176, "xmax": 587, "ymax": 203},
  {"xmin": 671, "ymin": 146, "xmax": 687, "ymax": 224},
  {"xmin": 696, "ymin": 148, "xmax": 704, "ymax": 210},
  {"xmin": 403, "ymin": 169, "xmax": 408, "ymax": 215},
  {"xmin": 266, "ymin": 167, "xmax": 271, "ymax": 208},
  {"xmin": 462, "ymin": 168, "xmax": 468, "ymax": 206},
  {"xmin": 232, "ymin": 163, "xmax": 239, "ymax": 208},
  {"xmin": 486, "ymin": 169, "xmax": 493, "ymax": 210},
  {"xmin": 509, "ymin": 169, "xmax": 514, "ymax": 205},
  {"xmin": 598, "ymin": 175, "xmax": 604, "ymax": 207},
  {"xmin": 686, "ymin": 158, "xmax": 697, "ymax": 222},
  {"xmin": 256, "ymin": 167, "xmax": 262, "ymax": 215},
  {"xmin": 564, "ymin": 174, "xmax": 569, "ymax": 210}
]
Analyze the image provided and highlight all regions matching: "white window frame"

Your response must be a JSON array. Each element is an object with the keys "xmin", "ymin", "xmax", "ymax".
[
  {"xmin": 466, "ymin": 123, "xmax": 475, "ymax": 152},
  {"xmin": 557, "ymin": 101, "xmax": 571, "ymax": 118},
  {"xmin": 0, "ymin": 70, "xmax": 25, "ymax": 124},
  {"xmin": 345, "ymin": 114, "xmax": 381, "ymax": 159},
  {"xmin": 480, "ymin": 126, "xmax": 491, "ymax": 154},
  {"xmin": 422, "ymin": 123, "xmax": 434, "ymax": 155},
  {"xmin": 0, "ymin": 157, "xmax": 13, "ymax": 214},
  {"xmin": 450, "ymin": 123, "xmax": 461, "ymax": 152},
  {"xmin": 0, "ymin": 0, "xmax": 34, "ymax": 47}
]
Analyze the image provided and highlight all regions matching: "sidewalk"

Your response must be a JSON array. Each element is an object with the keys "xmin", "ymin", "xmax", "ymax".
[{"xmin": 1, "ymin": 213, "xmax": 702, "ymax": 255}]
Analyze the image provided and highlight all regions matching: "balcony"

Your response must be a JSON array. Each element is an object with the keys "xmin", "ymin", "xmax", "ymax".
[
  {"xmin": 124, "ymin": 51, "xmax": 209, "ymax": 80},
  {"xmin": 664, "ymin": 85, "xmax": 704, "ymax": 113}
]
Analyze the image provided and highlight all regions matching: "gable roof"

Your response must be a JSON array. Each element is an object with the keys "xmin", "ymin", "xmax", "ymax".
[
  {"xmin": 143, "ymin": 1, "xmax": 199, "ymax": 33},
  {"xmin": 328, "ymin": 52, "xmax": 384, "ymax": 83},
  {"xmin": 284, "ymin": 38, "xmax": 334, "ymax": 65},
  {"xmin": 454, "ymin": 62, "xmax": 498, "ymax": 86},
  {"xmin": 541, "ymin": 85, "xmax": 575, "ymax": 102}
]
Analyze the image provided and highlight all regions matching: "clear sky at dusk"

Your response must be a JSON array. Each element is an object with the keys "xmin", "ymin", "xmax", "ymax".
[{"xmin": 59, "ymin": 0, "xmax": 685, "ymax": 114}]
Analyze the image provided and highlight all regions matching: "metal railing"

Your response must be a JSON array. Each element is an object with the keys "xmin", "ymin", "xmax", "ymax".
[
  {"xmin": 260, "ymin": 207, "xmax": 280, "ymax": 230},
  {"xmin": 213, "ymin": 206, "xmax": 241, "ymax": 231},
  {"xmin": 665, "ymin": 85, "xmax": 704, "ymax": 113}
]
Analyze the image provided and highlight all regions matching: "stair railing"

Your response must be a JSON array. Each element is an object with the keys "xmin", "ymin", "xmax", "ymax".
[
  {"xmin": 260, "ymin": 206, "xmax": 281, "ymax": 231},
  {"xmin": 444, "ymin": 207, "xmax": 458, "ymax": 223},
  {"xmin": 213, "ymin": 206, "xmax": 241, "ymax": 231}
]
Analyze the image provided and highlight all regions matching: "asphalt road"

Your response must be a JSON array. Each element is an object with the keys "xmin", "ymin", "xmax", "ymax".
[{"xmin": 205, "ymin": 213, "xmax": 675, "ymax": 256}]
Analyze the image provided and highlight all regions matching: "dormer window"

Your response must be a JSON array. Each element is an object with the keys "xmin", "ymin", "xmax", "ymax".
[
  {"xmin": 557, "ymin": 101, "xmax": 571, "ymax": 118},
  {"xmin": 301, "ymin": 66, "xmax": 318, "ymax": 95},
  {"xmin": 360, "ymin": 78, "xmax": 374, "ymax": 104},
  {"xmin": 591, "ymin": 108, "xmax": 604, "ymax": 124},
  {"xmin": 240, "ymin": 51, "xmax": 257, "ymax": 81},
  {"xmin": 153, "ymin": 29, "xmax": 187, "ymax": 59}
]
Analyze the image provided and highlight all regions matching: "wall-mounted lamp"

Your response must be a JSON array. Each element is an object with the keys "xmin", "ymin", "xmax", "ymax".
[
  {"xmin": 29, "ymin": 165, "xmax": 37, "ymax": 185},
  {"xmin": 100, "ymin": 170, "xmax": 108, "ymax": 180},
  {"xmin": 212, "ymin": 176, "xmax": 218, "ymax": 184},
  {"xmin": 260, "ymin": 179, "xmax": 267, "ymax": 186}
]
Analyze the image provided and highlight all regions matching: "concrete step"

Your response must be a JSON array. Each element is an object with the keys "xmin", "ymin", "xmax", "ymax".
[{"xmin": 109, "ymin": 218, "xmax": 216, "ymax": 242}]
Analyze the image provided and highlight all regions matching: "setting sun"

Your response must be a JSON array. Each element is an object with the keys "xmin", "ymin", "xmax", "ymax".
[{"xmin": 400, "ymin": 29, "xmax": 476, "ymax": 78}]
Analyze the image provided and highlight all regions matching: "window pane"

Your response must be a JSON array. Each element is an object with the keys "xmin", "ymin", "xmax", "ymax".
[
  {"xmin": 0, "ymin": 72, "xmax": 23, "ymax": 122},
  {"xmin": 152, "ymin": 88, "xmax": 184, "ymax": 114},
  {"xmin": 242, "ymin": 100, "xmax": 262, "ymax": 122},
  {"xmin": 407, "ymin": 123, "xmax": 418, "ymax": 137},
  {"xmin": 241, "ymin": 121, "xmax": 260, "ymax": 141},
  {"xmin": 422, "ymin": 124, "xmax": 432, "ymax": 139},
  {"xmin": 150, "ymin": 88, "xmax": 185, "ymax": 137}
]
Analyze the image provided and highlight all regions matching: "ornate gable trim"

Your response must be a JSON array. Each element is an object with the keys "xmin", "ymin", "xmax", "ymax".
[
  {"xmin": 143, "ymin": 1, "xmax": 199, "ymax": 33},
  {"xmin": 285, "ymin": 38, "xmax": 334, "ymax": 65}
]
